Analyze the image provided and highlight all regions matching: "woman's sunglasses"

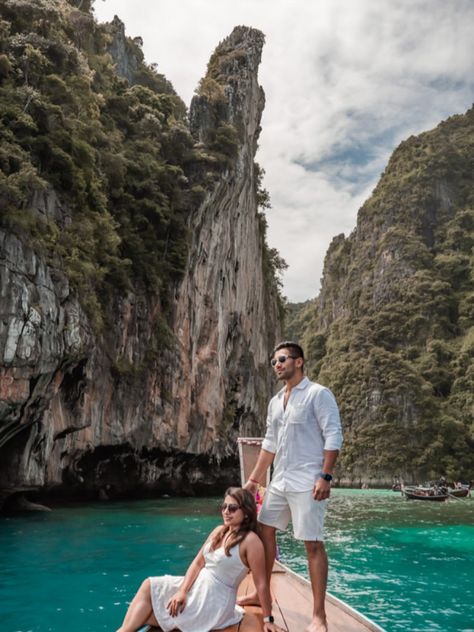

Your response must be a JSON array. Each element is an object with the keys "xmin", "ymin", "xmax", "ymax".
[
  {"xmin": 270, "ymin": 354, "xmax": 296, "ymax": 367},
  {"xmin": 220, "ymin": 503, "xmax": 241, "ymax": 513}
]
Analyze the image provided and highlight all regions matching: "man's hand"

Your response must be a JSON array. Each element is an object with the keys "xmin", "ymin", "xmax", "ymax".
[
  {"xmin": 313, "ymin": 477, "xmax": 331, "ymax": 501},
  {"xmin": 244, "ymin": 479, "xmax": 259, "ymax": 495},
  {"xmin": 166, "ymin": 589, "xmax": 186, "ymax": 617}
]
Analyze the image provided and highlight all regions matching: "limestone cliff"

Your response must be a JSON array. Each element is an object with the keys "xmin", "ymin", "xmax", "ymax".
[
  {"xmin": 172, "ymin": 28, "xmax": 278, "ymax": 456},
  {"xmin": 0, "ymin": 2, "xmax": 281, "ymax": 504},
  {"xmin": 289, "ymin": 107, "xmax": 474, "ymax": 485}
]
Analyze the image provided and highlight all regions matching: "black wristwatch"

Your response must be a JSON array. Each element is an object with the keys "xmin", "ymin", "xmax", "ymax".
[
  {"xmin": 263, "ymin": 615, "xmax": 274, "ymax": 623},
  {"xmin": 320, "ymin": 472, "xmax": 333, "ymax": 482}
]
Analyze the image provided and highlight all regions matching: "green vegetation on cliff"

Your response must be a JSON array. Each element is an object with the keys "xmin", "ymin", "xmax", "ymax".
[
  {"xmin": 0, "ymin": 2, "xmax": 283, "ymax": 336},
  {"xmin": 0, "ymin": 0, "xmax": 196, "ymax": 329},
  {"xmin": 254, "ymin": 163, "xmax": 287, "ymax": 320},
  {"xmin": 1, "ymin": 1, "xmax": 270, "ymax": 334},
  {"xmin": 287, "ymin": 107, "xmax": 474, "ymax": 482}
]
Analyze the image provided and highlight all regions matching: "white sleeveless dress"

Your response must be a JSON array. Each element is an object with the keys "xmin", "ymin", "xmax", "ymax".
[{"xmin": 149, "ymin": 540, "xmax": 248, "ymax": 631}]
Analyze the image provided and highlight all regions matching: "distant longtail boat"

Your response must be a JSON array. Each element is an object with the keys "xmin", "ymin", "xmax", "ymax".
[{"xmin": 401, "ymin": 484, "xmax": 448, "ymax": 501}]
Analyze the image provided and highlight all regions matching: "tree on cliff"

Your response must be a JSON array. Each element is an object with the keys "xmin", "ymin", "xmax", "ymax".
[{"xmin": 0, "ymin": 0, "xmax": 197, "ymax": 330}]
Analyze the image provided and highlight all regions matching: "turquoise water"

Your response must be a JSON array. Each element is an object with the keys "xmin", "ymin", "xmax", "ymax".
[
  {"xmin": 0, "ymin": 490, "xmax": 473, "ymax": 632},
  {"xmin": 279, "ymin": 489, "xmax": 474, "ymax": 632}
]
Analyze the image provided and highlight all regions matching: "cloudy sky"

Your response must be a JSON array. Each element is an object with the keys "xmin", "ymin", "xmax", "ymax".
[{"xmin": 94, "ymin": 0, "xmax": 474, "ymax": 302}]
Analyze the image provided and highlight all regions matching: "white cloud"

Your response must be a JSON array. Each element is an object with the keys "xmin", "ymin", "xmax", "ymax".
[{"xmin": 94, "ymin": 0, "xmax": 474, "ymax": 301}]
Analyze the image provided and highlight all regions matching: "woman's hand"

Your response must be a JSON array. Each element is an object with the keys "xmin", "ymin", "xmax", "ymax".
[
  {"xmin": 166, "ymin": 589, "xmax": 187, "ymax": 617},
  {"xmin": 263, "ymin": 622, "xmax": 284, "ymax": 632}
]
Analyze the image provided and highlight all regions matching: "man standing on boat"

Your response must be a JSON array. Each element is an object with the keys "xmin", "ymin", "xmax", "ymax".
[{"xmin": 241, "ymin": 341, "xmax": 343, "ymax": 632}]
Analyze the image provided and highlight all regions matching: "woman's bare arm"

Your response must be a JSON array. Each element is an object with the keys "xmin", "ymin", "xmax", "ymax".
[
  {"xmin": 244, "ymin": 534, "xmax": 282, "ymax": 630},
  {"xmin": 244, "ymin": 533, "xmax": 273, "ymax": 618},
  {"xmin": 167, "ymin": 526, "xmax": 221, "ymax": 616},
  {"xmin": 179, "ymin": 525, "xmax": 222, "ymax": 592}
]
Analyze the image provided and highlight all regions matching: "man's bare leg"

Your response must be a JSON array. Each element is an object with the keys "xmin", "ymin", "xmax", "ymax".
[
  {"xmin": 237, "ymin": 523, "xmax": 276, "ymax": 606},
  {"xmin": 304, "ymin": 541, "xmax": 328, "ymax": 632}
]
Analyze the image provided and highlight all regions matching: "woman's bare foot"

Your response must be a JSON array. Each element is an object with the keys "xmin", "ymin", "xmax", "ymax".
[{"xmin": 237, "ymin": 590, "xmax": 261, "ymax": 606}]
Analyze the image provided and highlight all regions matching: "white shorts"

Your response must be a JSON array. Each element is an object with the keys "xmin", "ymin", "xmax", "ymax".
[{"xmin": 258, "ymin": 486, "xmax": 327, "ymax": 541}]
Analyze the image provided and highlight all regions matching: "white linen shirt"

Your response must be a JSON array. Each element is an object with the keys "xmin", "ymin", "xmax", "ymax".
[{"xmin": 261, "ymin": 376, "xmax": 343, "ymax": 492}]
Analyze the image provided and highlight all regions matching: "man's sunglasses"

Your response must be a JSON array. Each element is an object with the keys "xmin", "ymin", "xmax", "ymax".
[
  {"xmin": 270, "ymin": 354, "xmax": 297, "ymax": 367},
  {"xmin": 220, "ymin": 503, "xmax": 241, "ymax": 513}
]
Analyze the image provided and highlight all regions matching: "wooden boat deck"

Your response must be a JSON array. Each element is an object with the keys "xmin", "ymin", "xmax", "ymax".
[
  {"xmin": 218, "ymin": 562, "xmax": 384, "ymax": 632},
  {"xmin": 144, "ymin": 563, "xmax": 384, "ymax": 631}
]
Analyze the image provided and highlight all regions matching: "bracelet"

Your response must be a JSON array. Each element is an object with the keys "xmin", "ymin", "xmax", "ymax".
[{"xmin": 249, "ymin": 477, "xmax": 259, "ymax": 484}]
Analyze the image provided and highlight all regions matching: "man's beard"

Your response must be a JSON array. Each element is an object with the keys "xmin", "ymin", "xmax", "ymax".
[{"xmin": 278, "ymin": 367, "xmax": 294, "ymax": 381}]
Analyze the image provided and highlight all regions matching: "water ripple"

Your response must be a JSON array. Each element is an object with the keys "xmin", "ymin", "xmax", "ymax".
[{"xmin": 278, "ymin": 489, "xmax": 474, "ymax": 632}]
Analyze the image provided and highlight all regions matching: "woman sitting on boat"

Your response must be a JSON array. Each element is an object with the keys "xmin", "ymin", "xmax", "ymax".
[{"xmin": 116, "ymin": 487, "xmax": 281, "ymax": 632}]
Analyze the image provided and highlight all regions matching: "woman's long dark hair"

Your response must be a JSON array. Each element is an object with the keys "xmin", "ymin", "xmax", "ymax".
[{"xmin": 210, "ymin": 487, "xmax": 259, "ymax": 556}]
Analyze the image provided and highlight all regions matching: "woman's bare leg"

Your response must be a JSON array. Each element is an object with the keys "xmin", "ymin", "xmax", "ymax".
[
  {"xmin": 116, "ymin": 578, "xmax": 154, "ymax": 632},
  {"xmin": 121, "ymin": 580, "xmax": 147, "ymax": 627},
  {"xmin": 145, "ymin": 612, "xmax": 161, "ymax": 628}
]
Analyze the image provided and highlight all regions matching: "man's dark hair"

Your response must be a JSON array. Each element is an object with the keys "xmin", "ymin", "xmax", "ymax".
[{"xmin": 272, "ymin": 341, "xmax": 305, "ymax": 360}]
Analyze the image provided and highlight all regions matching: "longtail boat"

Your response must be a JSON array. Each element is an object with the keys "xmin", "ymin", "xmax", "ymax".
[
  {"xmin": 448, "ymin": 486, "xmax": 471, "ymax": 498},
  {"xmin": 401, "ymin": 485, "xmax": 448, "ymax": 501},
  {"xmin": 143, "ymin": 438, "xmax": 386, "ymax": 631}
]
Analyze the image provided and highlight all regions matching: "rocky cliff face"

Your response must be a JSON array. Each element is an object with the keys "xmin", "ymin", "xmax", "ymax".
[
  {"xmin": 173, "ymin": 28, "xmax": 277, "ymax": 456},
  {"xmin": 290, "ymin": 108, "xmax": 474, "ymax": 485},
  {"xmin": 0, "ymin": 10, "xmax": 281, "ymax": 505}
]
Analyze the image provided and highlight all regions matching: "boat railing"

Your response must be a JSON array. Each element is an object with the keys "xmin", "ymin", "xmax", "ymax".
[{"xmin": 237, "ymin": 437, "xmax": 270, "ymax": 487}]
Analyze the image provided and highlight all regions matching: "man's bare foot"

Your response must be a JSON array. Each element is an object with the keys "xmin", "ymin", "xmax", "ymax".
[
  {"xmin": 237, "ymin": 590, "xmax": 261, "ymax": 606},
  {"xmin": 305, "ymin": 615, "xmax": 328, "ymax": 632}
]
